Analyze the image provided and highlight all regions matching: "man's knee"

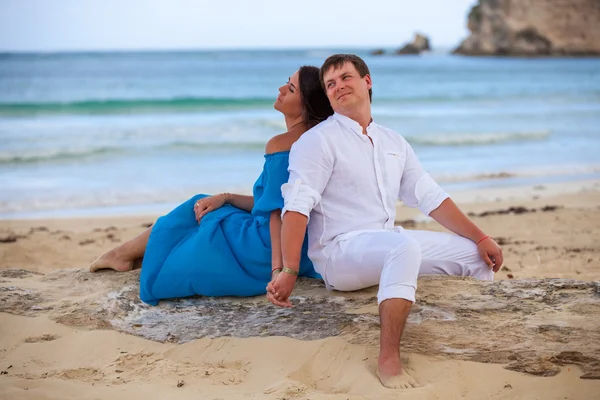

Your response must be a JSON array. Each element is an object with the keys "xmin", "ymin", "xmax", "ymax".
[
  {"xmin": 378, "ymin": 238, "xmax": 421, "ymax": 304},
  {"xmin": 377, "ymin": 238, "xmax": 421, "ymax": 304},
  {"xmin": 385, "ymin": 235, "xmax": 422, "ymax": 271}
]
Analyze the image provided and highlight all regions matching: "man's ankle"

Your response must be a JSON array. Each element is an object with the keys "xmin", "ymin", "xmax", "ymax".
[{"xmin": 378, "ymin": 351, "xmax": 400, "ymax": 364}]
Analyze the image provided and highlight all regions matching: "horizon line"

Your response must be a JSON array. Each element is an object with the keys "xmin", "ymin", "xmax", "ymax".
[{"xmin": 0, "ymin": 44, "xmax": 460, "ymax": 55}]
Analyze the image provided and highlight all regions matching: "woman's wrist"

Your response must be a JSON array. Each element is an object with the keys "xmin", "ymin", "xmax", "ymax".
[{"xmin": 221, "ymin": 192, "xmax": 232, "ymax": 204}]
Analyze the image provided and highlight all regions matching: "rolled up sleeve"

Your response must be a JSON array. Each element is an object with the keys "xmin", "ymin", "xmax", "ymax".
[
  {"xmin": 398, "ymin": 141, "xmax": 449, "ymax": 216},
  {"xmin": 281, "ymin": 131, "xmax": 333, "ymax": 221}
]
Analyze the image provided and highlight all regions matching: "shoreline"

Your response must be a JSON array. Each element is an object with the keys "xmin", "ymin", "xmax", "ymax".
[
  {"xmin": 2, "ymin": 176, "xmax": 598, "ymax": 221},
  {"xmin": 2, "ymin": 178, "xmax": 599, "ymax": 281}
]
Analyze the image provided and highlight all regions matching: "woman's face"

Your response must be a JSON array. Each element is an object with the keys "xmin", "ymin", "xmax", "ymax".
[{"xmin": 273, "ymin": 70, "xmax": 302, "ymax": 119}]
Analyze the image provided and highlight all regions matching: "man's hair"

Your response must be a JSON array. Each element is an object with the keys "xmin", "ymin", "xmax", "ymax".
[{"xmin": 319, "ymin": 54, "xmax": 372, "ymax": 102}]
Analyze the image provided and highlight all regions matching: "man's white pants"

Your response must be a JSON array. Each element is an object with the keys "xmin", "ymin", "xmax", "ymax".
[{"xmin": 322, "ymin": 227, "xmax": 494, "ymax": 304}]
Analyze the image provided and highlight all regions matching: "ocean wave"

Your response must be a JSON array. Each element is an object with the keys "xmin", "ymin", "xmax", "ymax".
[
  {"xmin": 2, "ymin": 94, "xmax": 597, "ymax": 118},
  {"xmin": 0, "ymin": 141, "xmax": 268, "ymax": 165},
  {"xmin": 0, "ymin": 96, "xmax": 274, "ymax": 116},
  {"xmin": 408, "ymin": 130, "xmax": 550, "ymax": 146},
  {"xmin": 162, "ymin": 141, "xmax": 266, "ymax": 151},
  {"xmin": 0, "ymin": 146, "xmax": 126, "ymax": 165},
  {"xmin": 433, "ymin": 164, "xmax": 600, "ymax": 184},
  {"xmin": 0, "ymin": 130, "xmax": 552, "ymax": 165}
]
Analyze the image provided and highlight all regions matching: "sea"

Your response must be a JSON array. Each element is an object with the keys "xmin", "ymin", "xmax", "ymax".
[{"xmin": 1, "ymin": 49, "xmax": 599, "ymax": 218}]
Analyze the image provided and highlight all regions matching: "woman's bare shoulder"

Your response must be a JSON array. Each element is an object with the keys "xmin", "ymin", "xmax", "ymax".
[{"xmin": 265, "ymin": 132, "xmax": 296, "ymax": 154}]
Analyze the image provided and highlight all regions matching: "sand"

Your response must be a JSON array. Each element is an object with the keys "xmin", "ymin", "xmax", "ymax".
[{"xmin": 1, "ymin": 179, "xmax": 599, "ymax": 399}]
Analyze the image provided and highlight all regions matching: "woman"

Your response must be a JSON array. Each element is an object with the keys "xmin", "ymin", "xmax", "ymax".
[{"xmin": 90, "ymin": 66, "xmax": 334, "ymax": 306}]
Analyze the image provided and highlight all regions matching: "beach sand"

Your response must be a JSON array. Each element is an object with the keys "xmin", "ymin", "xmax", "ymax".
[{"xmin": 1, "ymin": 179, "xmax": 599, "ymax": 399}]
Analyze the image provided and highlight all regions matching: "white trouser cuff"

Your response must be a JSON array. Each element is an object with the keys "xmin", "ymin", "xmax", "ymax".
[{"xmin": 377, "ymin": 284, "xmax": 416, "ymax": 305}]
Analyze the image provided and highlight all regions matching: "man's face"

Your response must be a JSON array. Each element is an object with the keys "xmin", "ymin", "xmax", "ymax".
[{"xmin": 322, "ymin": 61, "xmax": 372, "ymax": 114}]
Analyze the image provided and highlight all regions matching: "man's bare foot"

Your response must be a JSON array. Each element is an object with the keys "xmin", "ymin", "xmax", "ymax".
[
  {"xmin": 377, "ymin": 357, "xmax": 418, "ymax": 389},
  {"xmin": 89, "ymin": 248, "xmax": 133, "ymax": 272}
]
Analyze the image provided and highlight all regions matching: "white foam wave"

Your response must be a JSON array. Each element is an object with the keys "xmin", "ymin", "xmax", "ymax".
[
  {"xmin": 433, "ymin": 164, "xmax": 600, "ymax": 184},
  {"xmin": 0, "ymin": 184, "xmax": 253, "ymax": 217},
  {"xmin": 409, "ymin": 130, "xmax": 551, "ymax": 146}
]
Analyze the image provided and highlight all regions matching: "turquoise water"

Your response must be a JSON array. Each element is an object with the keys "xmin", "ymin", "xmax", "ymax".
[{"xmin": 1, "ymin": 50, "xmax": 599, "ymax": 218}]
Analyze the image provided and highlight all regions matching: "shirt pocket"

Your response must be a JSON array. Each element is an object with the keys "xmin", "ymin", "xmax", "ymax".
[{"xmin": 383, "ymin": 152, "xmax": 404, "ymax": 199}]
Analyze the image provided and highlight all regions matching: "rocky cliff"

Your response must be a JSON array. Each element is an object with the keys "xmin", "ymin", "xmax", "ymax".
[{"xmin": 454, "ymin": 0, "xmax": 600, "ymax": 56}]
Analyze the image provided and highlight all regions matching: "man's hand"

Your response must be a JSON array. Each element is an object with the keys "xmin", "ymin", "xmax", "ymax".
[
  {"xmin": 266, "ymin": 271, "xmax": 297, "ymax": 307},
  {"xmin": 193, "ymin": 194, "xmax": 227, "ymax": 223},
  {"xmin": 478, "ymin": 237, "xmax": 503, "ymax": 272}
]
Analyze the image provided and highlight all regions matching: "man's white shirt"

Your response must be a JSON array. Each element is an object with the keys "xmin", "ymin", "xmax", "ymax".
[{"xmin": 281, "ymin": 113, "xmax": 449, "ymax": 274}]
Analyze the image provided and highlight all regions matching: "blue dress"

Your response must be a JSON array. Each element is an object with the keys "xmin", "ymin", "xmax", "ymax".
[{"xmin": 139, "ymin": 151, "xmax": 319, "ymax": 305}]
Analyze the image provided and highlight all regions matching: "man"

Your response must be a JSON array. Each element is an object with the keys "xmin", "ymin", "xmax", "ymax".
[{"xmin": 267, "ymin": 54, "xmax": 503, "ymax": 389}]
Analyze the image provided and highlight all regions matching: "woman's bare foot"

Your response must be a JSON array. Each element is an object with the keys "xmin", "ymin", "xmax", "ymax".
[
  {"xmin": 377, "ymin": 356, "xmax": 419, "ymax": 389},
  {"xmin": 89, "ymin": 248, "xmax": 134, "ymax": 272}
]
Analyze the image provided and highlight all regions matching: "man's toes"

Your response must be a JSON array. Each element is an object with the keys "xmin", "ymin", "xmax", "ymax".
[{"xmin": 377, "ymin": 369, "xmax": 419, "ymax": 389}]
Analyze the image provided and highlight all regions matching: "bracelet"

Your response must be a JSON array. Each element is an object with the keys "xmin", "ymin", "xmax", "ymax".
[
  {"xmin": 476, "ymin": 236, "xmax": 491, "ymax": 245},
  {"xmin": 271, "ymin": 267, "xmax": 282, "ymax": 275},
  {"xmin": 222, "ymin": 192, "xmax": 231, "ymax": 204},
  {"xmin": 282, "ymin": 267, "xmax": 298, "ymax": 276}
]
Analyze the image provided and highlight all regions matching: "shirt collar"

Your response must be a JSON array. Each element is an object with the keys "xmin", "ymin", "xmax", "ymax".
[{"xmin": 333, "ymin": 112, "xmax": 377, "ymax": 138}]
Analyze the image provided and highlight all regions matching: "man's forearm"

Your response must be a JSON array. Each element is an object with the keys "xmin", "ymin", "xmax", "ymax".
[
  {"xmin": 429, "ymin": 198, "xmax": 487, "ymax": 243},
  {"xmin": 281, "ymin": 211, "xmax": 309, "ymax": 273}
]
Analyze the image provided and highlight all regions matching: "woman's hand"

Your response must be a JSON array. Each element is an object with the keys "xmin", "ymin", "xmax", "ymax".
[{"xmin": 194, "ymin": 194, "xmax": 228, "ymax": 223}]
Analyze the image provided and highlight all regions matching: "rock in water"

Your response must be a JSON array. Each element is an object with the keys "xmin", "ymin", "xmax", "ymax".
[
  {"xmin": 396, "ymin": 33, "xmax": 431, "ymax": 55},
  {"xmin": 454, "ymin": 0, "xmax": 600, "ymax": 56},
  {"xmin": 1, "ymin": 269, "xmax": 599, "ymax": 379}
]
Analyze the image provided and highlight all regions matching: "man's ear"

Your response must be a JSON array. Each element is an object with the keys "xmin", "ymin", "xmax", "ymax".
[{"xmin": 364, "ymin": 74, "xmax": 372, "ymax": 89}]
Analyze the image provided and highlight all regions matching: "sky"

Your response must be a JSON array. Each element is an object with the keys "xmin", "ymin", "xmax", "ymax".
[{"xmin": 0, "ymin": 0, "xmax": 478, "ymax": 52}]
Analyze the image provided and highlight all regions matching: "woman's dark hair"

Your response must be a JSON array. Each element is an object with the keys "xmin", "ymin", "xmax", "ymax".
[{"xmin": 298, "ymin": 65, "xmax": 334, "ymax": 128}]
